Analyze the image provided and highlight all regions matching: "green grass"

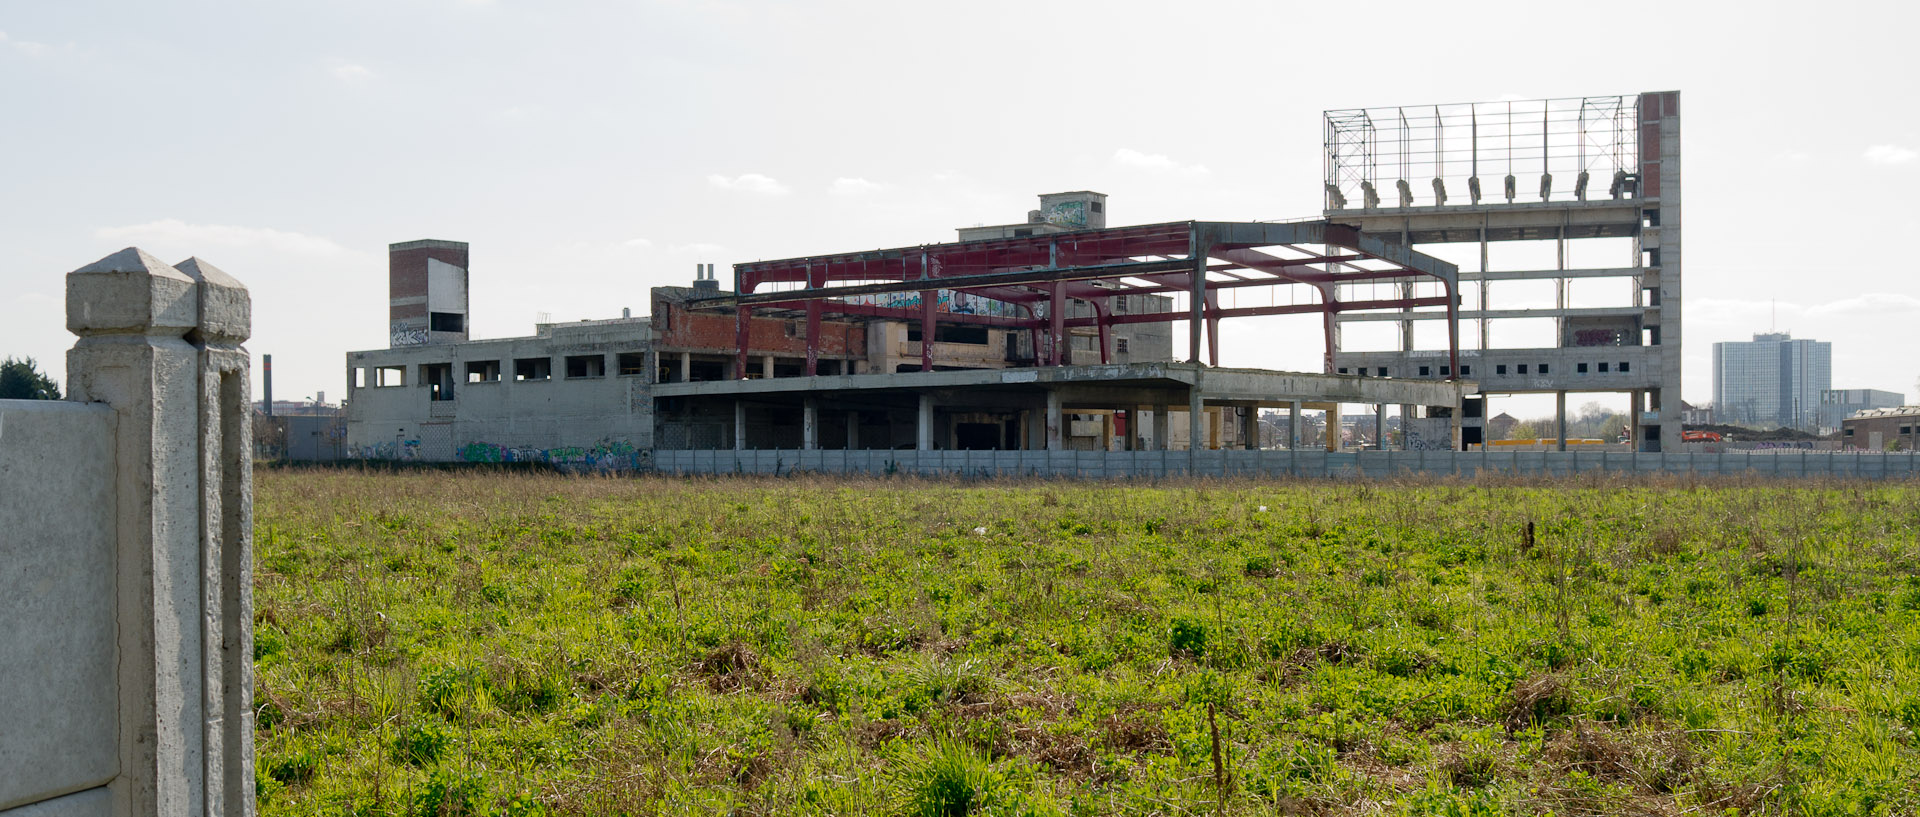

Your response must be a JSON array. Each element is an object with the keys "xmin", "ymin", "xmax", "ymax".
[{"xmin": 252, "ymin": 469, "xmax": 1920, "ymax": 815}]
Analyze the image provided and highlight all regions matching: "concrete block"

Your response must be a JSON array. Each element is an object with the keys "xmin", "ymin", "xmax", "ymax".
[
  {"xmin": 0, "ymin": 787, "xmax": 111, "ymax": 817},
  {"xmin": 66, "ymin": 248, "xmax": 198, "ymax": 337},
  {"xmin": 0, "ymin": 402, "xmax": 118, "ymax": 812},
  {"xmin": 174, "ymin": 258, "xmax": 251, "ymax": 343}
]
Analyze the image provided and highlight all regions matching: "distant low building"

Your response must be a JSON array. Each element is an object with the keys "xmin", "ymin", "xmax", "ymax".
[
  {"xmin": 1486, "ymin": 412, "xmax": 1518, "ymax": 441},
  {"xmin": 1842, "ymin": 406, "xmax": 1920, "ymax": 451},
  {"xmin": 1680, "ymin": 401, "xmax": 1712, "ymax": 426},
  {"xmin": 1818, "ymin": 389, "xmax": 1905, "ymax": 435}
]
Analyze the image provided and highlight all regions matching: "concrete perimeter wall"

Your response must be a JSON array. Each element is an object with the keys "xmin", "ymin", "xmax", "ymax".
[
  {"xmin": 653, "ymin": 448, "xmax": 1920, "ymax": 480},
  {"xmin": 0, "ymin": 249, "xmax": 254, "ymax": 817}
]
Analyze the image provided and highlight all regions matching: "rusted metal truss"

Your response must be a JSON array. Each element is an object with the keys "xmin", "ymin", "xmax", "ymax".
[{"xmin": 700, "ymin": 220, "xmax": 1460, "ymax": 378}]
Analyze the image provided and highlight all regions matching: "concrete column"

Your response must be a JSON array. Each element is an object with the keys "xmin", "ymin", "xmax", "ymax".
[
  {"xmin": 761, "ymin": 355, "xmax": 774, "ymax": 379},
  {"xmin": 1289, "ymin": 401, "xmax": 1302, "ymax": 449},
  {"xmin": 1100, "ymin": 413, "xmax": 1113, "ymax": 452},
  {"xmin": 1189, "ymin": 389, "xmax": 1205, "ymax": 452},
  {"xmin": 1045, "ymin": 390, "xmax": 1063, "ymax": 451},
  {"xmin": 1555, "ymin": 391, "xmax": 1568, "ymax": 452},
  {"xmin": 916, "ymin": 392, "xmax": 934, "ymax": 451},
  {"xmin": 1153, "ymin": 403, "xmax": 1169, "ymax": 451},
  {"xmin": 678, "ymin": 351, "xmax": 691, "ymax": 383},
  {"xmin": 1326, "ymin": 404, "xmax": 1340, "ymax": 452},
  {"xmin": 802, "ymin": 398, "xmax": 818, "ymax": 450},
  {"xmin": 1376, "ymin": 403, "xmax": 1387, "ymax": 450},
  {"xmin": 61, "ymin": 249, "xmax": 257, "ymax": 817},
  {"xmin": 1243, "ymin": 407, "xmax": 1258, "ymax": 450},
  {"xmin": 734, "ymin": 401, "xmax": 747, "ymax": 450},
  {"xmin": 845, "ymin": 411, "xmax": 860, "ymax": 450}
]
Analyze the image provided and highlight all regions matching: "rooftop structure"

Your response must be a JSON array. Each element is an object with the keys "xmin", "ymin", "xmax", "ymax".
[{"xmin": 1322, "ymin": 91, "xmax": 1682, "ymax": 452}]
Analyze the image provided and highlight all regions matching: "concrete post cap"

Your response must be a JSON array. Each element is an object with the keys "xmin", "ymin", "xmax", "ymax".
[
  {"xmin": 65, "ymin": 247, "xmax": 250, "ymax": 341},
  {"xmin": 175, "ymin": 257, "xmax": 251, "ymax": 343},
  {"xmin": 67, "ymin": 247, "xmax": 197, "ymax": 336}
]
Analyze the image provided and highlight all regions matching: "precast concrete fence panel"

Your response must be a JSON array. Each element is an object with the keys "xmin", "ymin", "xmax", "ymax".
[
  {"xmin": 0, "ymin": 249, "xmax": 254, "ymax": 817},
  {"xmin": 650, "ymin": 448, "xmax": 1920, "ymax": 480}
]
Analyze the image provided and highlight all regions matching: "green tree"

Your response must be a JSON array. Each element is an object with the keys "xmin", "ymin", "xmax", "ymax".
[{"xmin": 0, "ymin": 357, "xmax": 62, "ymax": 400}]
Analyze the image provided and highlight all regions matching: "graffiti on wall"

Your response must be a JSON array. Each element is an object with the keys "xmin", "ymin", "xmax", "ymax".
[
  {"xmin": 390, "ymin": 322, "xmax": 427, "ymax": 347},
  {"xmin": 843, "ymin": 289, "xmax": 1019, "ymax": 317}
]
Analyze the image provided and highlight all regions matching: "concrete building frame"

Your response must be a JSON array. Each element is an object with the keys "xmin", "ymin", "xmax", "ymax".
[{"xmin": 1323, "ymin": 92, "xmax": 1682, "ymax": 452}]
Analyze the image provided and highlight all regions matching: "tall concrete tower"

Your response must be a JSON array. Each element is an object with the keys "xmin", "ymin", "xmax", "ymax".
[
  {"xmin": 1322, "ymin": 91, "xmax": 1683, "ymax": 452},
  {"xmin": 387, "ymin": 239, "xmax": 469, "ymax": 347}
]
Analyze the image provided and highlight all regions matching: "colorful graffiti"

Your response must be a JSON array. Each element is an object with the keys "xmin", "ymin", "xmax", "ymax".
[
  {"xmin": 843, "ymin": 289, "xmax": 1020, "ymax": 317},
  {"xmin": 443, "ymin": 438, "xmax": 645, "ymax": 471}
]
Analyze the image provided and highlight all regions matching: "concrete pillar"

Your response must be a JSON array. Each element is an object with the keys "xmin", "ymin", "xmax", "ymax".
[
  {"xmin": 802, "ymin": 398, "xmax": 818, "ymax": 450},
  {"xmin": 734, "ymin": 401, "xmax": 747, "ymax": 450},
  {"xmin": 60, "ymin": 249, "xmax": 257, "ymax": 817},
  {"xmin": 1326, "ymin": 404, "xmax": 1340, "ymax": 452},
  {"xmin": 1289, "ymin": 401, "xmax": 1302, "ymax": 449},
  {"xmin": 678, "ymin": 351, "xmax": 691, "ymax": 383},
  {"xmin": 1153, "ymin": 403, "xmax": 1169, "ymax": 451},
  {"xmin": 1376, "ymin": 403, "xmax": 1387, "ymax": 450},
  {"xmin": 1555, "ymin": 391, "xmax": 1568, "ymax": 452},
  {"xmin": 761, "ymin": 355, "xmax": 774, "ymax": 380},
  {"xmin": 1045, "ymin": 390, "xmax": 1063, "ymax": 451},
  {"xmin": 1189, "ymin": 389, "xmax": 1205, "ymax": 452},
  {"xmin": 1100, "ymin": 413, "xmax": 1113, "ymax": 452},
  {"xmin": 916, "ymin": 392, "xmax": 934, "ymax": 451},
  {"xmin": 845, "ymin": 411, "xmax": 860, "ymax": 450},
  {"xmin": 1243, "ymin": 407, "xmax": 1258, "ymax": 450}
]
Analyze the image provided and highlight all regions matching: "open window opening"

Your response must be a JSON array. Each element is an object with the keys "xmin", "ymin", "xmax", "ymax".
[
  {"xmin": 429, "ymin": 312, "xmax": 465, "ymax": 333},
  {"xmin": 514, "ymin": 357, "xmax": 551, "ymax": 382},
  {"xmin": 466, "ymin": 360, "xmax": 501, "ymax": 383},
  {"xmin": 565, "ymin": 354, "xmax": 605, "ymax": 379},
  {"xmin": 374, "ymin": 365, "xmax": 405, "ymax": 387},
  {"xmin": 617, "ymin": 352, "xmax": 647, "ymax": 376}
]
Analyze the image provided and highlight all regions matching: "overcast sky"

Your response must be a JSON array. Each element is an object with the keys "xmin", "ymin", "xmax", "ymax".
[{"xmin": 3, "ymin": 0, "xmax": 1916, "ymax": 416}]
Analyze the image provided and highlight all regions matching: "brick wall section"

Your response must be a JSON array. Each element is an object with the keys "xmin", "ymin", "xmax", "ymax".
[
  {"xmin": 656, "ymin": 301, "xmax": 867, "ymax": 356},
  {"xmin": 388, "ymin": 244, "xmax": 468, "ymax": 324}
]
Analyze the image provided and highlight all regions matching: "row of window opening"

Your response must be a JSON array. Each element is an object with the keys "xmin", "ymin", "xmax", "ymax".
[
  {"xmin": 357, "ymin": 353, "xmax": 648, "ymax": 389},
  {"xmin": 1336, "ymin": 360, "xmax": 1633, "ymax": 378}
]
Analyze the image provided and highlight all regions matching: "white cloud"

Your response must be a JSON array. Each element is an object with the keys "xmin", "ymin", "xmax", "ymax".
[
  {"xmin": 1771, "ymin": 150, "xmax": 1809, "ymax": 163},
  {"xmin": 706, "ymin": 173, "xmax": 790, "ymax": 195},
  {"xmin": 1864, "ymin": 144, "xmax": 1918, "ymax": 164},
  {"xmin": 330, "ymin": 62, "xmax": 376, "ymax": 82},
  {"xmin": 829, "ymin": 177, "xmax": 884, "ymax": 196},
  {"xmin": 1112, "ymin": 148, "xmax": 1209, "ymax": 177},
  {"xmin": 622, "ymin": 238, "xmax": 654, "ymax": 249},
  {"xmin": 95, "ymin": 219, "xmax": 352, "ymax": 258},
  {"xmin": 1806, "ymin": 293, "xmax": 1920, "ymax": 317},
  {"xmin": 1, "ymin": 29, "xmax": 61, "ymax": 58},
  {"xmin": 670, "ymin": 242, "xmax": 727, "ymax": 256}
]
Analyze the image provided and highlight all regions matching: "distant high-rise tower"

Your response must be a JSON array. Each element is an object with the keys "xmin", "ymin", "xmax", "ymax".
[
  {"xmin": 1713, "ymin": 332, "xmax": 1831, "ymax": 431},
  {"xmin": 388, "ymin": 239, "xmax": 469, "ymax": 347}
]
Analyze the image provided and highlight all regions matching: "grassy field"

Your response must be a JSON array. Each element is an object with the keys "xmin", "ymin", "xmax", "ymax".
[{"xmin": 252, "ymin": 470, "xmax": 1920, "ymax": 816}]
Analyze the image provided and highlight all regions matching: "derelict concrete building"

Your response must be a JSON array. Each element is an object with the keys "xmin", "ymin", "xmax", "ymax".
[
  {"xmin": 345, "ymin": 192, "xmax": 1476, "ymax": 465},
  {"xmin": 1323, "ymin": 91, "xmax": 1683, "ymax": 451}
]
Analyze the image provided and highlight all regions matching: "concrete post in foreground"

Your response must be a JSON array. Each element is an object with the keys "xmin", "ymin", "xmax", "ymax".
[
  {"xmin": 733, "ymin": 401, "xmax": 747, "ymax": 450},
  {"xmin": 55, "ymin": 248, "xmax": 254, "ymax": 817},
  {"xmin": 1289, "ymin": 401, "xmax": 1302, "ymax": 449},
  {"xmin": 1152, "ymin": 404, "xmax": 1169, "ymax": 451}
]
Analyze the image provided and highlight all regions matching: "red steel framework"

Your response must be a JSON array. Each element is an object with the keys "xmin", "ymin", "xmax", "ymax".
[{"xmin": 709, "ymin": 220, "xmax": 1460, "ymax": 380}]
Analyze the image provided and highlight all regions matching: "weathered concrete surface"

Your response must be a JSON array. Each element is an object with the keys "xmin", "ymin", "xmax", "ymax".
[
  {"xmin": 0, "ymin": 787, "xmax": 111, "ymax": 817},
  {"xmin": 0, "ymin": 400, "xmax": 117, "ymax": 812}
]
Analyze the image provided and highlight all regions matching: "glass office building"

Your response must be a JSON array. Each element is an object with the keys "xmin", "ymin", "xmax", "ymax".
[{"xmin": 1712, "ymin": 332, "xmax": 1831, "ymax": 431}]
